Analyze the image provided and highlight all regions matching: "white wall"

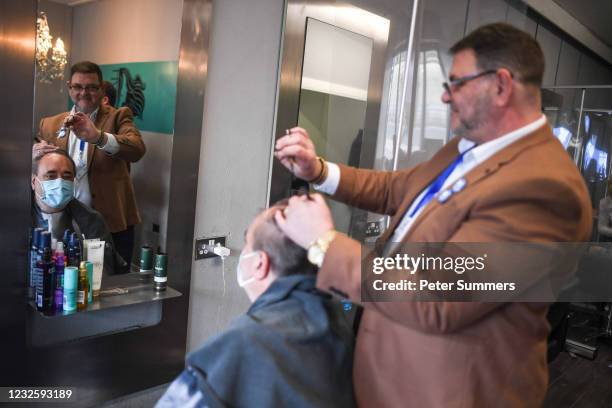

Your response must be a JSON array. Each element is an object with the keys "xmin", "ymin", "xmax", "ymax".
[
  {"xmin": 186, "ymin": 0, "xmax": 285, "ymax": 351},
  {"xmin": 71, "ymin": 0, "xmax": 182, "ymax": 64},
  {"xmin": 302, "ymin": 19, "xmax": 373, "ymax": 101}
]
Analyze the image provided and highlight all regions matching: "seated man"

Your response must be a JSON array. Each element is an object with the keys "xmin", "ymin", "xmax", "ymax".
[
  {"xmin": 157, "ymin": 202, "xmax": 356, "ymax": 408},
  {"xmin": 31, "ymin": 149, "xmax": 126, "ymax": 274}
]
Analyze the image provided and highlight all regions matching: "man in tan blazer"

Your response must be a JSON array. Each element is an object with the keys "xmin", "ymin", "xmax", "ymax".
[
  {"xmin": 34, "ymin": 61, "xmax": 145, "ymax": 271},
  {"xmin": 274, "ymin": 23, "xmax": 592, "ymax": 407}
]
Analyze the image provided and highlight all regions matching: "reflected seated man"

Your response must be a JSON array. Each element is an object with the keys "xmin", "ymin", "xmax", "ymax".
[
  {"xmin": 31, "ymin": 149, "xmax": 126, "ymax": 274},
  {"xmin": 157, "ymin": 201, "xmax": 356, "ymax": 408}
]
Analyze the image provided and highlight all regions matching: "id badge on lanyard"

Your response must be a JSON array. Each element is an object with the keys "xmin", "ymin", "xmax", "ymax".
[{"xmin": 75, "ymin": 136, "xmax": 87, "ymax": 181}]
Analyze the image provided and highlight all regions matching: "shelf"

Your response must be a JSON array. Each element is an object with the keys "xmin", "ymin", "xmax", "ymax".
[{"xmin": 30, "ymin": 272, "xmax": 181, "ymax": 318}]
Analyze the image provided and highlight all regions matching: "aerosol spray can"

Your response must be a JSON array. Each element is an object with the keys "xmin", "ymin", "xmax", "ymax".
[
  {"xmin": 68, "ymin": 232, "xmax": 81, "ymax": 267},
  {"xmin": 29, "ymin": 228, "xmax": 44, "ymax": 299},
  {"xmin": 54, "ymin": 242, "xmax": 65, "ymax": 311},
  {"xmin": 139, "ymin": 246, "xmax": 153, "ymax": 278},
  {"xmin": 35, "ymin": 232, "xmax": 55, "ymax": 313},
  {"xmin": 154, "ymin": 253, "xmax": 168, "ymax": 292}
]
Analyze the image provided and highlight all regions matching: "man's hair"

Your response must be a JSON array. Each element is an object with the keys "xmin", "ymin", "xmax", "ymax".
[
  {"xmin": 450, "ymin": 23, "xmax": 545, "ymax": 87},
  {"xmin": 103, "ymin": 80, "xmax": 117, "ymax": 106},
  {"xmin": 32, "ymin": 149, "xmax": 76, "ymax": 176},
  {"xmin": 70, "ymin": 61, "xmax": 103, "ymax": 84},
  {"xmin": 251, "ymin": 199, "xmax": 318, "ymax": 277}
]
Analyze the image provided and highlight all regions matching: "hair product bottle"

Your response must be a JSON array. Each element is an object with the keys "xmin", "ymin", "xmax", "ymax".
[{"xmin": 77, "ymin": 261, "xmax": 89, "ymax": 311}]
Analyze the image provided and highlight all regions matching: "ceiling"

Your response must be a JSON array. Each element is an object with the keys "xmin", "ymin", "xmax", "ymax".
[
  {"xmin": 44, "ymin": 0, "xmax": 612, "ymax": 59},
  {"xmin": 47, "ymin": 0, "xmax": 99, "ymax": 6},
  {"xmin": 553, "ymin": 0, "xmax": 612, "ymax": 48}
]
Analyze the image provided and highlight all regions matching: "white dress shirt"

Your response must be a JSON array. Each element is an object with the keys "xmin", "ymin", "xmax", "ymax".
[
  {"xmin": 41, "ymin": 210, "xmax": 69, "ymax": 241},
  {"xmin": 315, "ymin": 115, "xmax": 548, "ymax": 242},
  {"xmin": 62, "ymin": 106, "xmax": 120, "ymax": 206}
]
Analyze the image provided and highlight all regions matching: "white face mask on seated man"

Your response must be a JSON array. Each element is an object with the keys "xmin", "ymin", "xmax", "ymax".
[
  {"xmin": 236, "ymin": 250, "xmax": 261, "ymax": 288},
  {"xmin": 236, "ymin": 201, "xmax": 320, "ymax": 302}
]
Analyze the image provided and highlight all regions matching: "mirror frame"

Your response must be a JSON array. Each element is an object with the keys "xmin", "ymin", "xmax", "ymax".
[{"xmin": 269, "ymin": 0, "xmax": 390, "ymax": 206}]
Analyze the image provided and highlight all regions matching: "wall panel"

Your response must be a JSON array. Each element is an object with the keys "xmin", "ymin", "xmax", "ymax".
[
  {"xmin": 186, "ymin": 0, "xmax": 285, "ymax": 351},
  {"xmin": 555, "ymin": 40, "xmax": 581, "ymax": 85},
  {"xmin": 465, "ymin": 0, "xmax": 508, "ymax": 34},
  {"xmin": 536, "ymin": 24, "xmax": 561, "ymax": 86}
]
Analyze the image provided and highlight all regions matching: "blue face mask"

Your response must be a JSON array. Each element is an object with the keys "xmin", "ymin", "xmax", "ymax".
[{"xmin": 36, "ymin": 178, "xmax": 74, "ymax": 209}]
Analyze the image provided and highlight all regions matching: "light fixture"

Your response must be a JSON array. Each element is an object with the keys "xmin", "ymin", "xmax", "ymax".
[{"xmin": 36, "ymin": 12, "xmax": 68, "ymax": 83}]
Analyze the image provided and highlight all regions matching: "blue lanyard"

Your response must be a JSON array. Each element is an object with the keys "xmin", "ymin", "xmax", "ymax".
[{"xmin": 408, "ymin": 146, "xmax": 475, "ymax": 217}]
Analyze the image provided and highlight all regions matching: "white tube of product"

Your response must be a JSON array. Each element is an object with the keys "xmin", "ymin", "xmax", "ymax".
[
  {"xmin": 82, "ymin": 238, "xmax": 100, "ymax": 261},
  {"xmin": 86, "ymin": 240, "xmax": 105, "ymax": 297}
]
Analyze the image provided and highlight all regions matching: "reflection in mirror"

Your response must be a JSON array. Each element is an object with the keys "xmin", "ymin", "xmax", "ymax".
[
  {"xmin": 543, "ymin": 87, "xmax": 612, "ymax": 241},
  {"xmin": 543, "ymin": 88, "xmax": 583, "ymax": 165},
  {"xmin": 543, "ymin": 88, "xmax": 612, "ymax": 204},
  {"xmin": 298, "ymin": 18, "xmax": 374, "ymax": 235},
  {"xmin": 30, "ymin": 0, "xmax": 182, "ymax": 322},
  {"xmin": 581, "ymin": 110, "xmax": 611, "ymax": 206},
  {"xmin": 404, "ymin": 41, "xmax": 449, "ymax": 168}
]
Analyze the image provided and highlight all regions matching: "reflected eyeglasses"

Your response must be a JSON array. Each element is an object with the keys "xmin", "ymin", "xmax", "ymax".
[
  {"xmin": 69, "ymin": 84, "xmax": 101, "ymax": 93},
  {"xmin": 442, "ymin": 69, "xmax": 501, "ymax": 95}
]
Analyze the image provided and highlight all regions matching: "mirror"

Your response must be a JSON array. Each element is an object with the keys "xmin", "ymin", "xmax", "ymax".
[
  {"xmin": 298, "ymin": 18, "xmax": 374, "ymax": 234},
  {"xmin": 292, "ymin": 11, "xmax": 390, "ymax": 241},
  {"xmin": 30, "ymin": 0, "xmax": 183, "ymax": 319},
  {"xmin": 270, "ymin": 0, "xmax": 400, "ymax": 243}
]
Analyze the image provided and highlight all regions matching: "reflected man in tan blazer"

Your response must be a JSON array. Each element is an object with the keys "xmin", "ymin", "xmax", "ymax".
[
  {"xmin": 34, "ymin": 61, "xmax": 145, "ymax": 270},
  {"xmin": 274, "ymin": 23, "xmax": 592, "ymax": 407}
]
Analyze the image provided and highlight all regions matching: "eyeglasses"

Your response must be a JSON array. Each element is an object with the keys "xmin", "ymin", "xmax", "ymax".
[
  {"xmin": 68, "ymin": 84, "xmax": 101, "ymax": 93},
  {"xmin": 442, "ymin": 69, "xmax": 501, "ymax": 96}
]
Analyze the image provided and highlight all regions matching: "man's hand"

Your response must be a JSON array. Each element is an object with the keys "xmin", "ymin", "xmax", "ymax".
[
  {"xmin": 32, "ymin": 140, "xmax": 58, "ymax": 159},
  {"xmin": 274, "ymin": 194, "xmax": 335, "ymax": 249},
  {"xmin": 71, "ymin": 112, "xmax": 102, "ymax": 144},
  {"xmin": 274, "ymin": 127, "xmax": 322, "ymax": 181}
]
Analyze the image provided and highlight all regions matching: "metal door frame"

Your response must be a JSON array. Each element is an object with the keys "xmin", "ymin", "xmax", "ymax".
[
  {"xmin": 0, "ymin": 0, "xmax": 211, "ymax": 404},
  {"xmin": 268, "ymin": 0, "xmax": 393, "ymax": 205}
]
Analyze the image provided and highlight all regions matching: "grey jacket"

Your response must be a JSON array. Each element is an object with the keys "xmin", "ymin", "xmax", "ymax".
[
  {"xmin": 32, "ymin": 198, "xmax": 127, "ymax": 274},
  {"xmin": 156, "ymin": 274, "xmax": 356, "ymax": 408}
]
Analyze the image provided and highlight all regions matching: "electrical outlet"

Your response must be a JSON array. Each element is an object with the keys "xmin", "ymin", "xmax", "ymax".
[
  {"xmin": 365, "ymin": 220, "xmax": 383, "ymax": 238},
  {"xmin": 194, "ymin": 236, "xmax": 227, "ymax": 260}
]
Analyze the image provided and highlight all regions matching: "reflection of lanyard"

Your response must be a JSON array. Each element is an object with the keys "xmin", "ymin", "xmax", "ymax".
[
  {"xmin": 75, "ymin": 108, "xmax": 97, "ymax": 167},
  {"xmin": 78, "ymin": 139, "xmax": 86, "ymax": 164}
]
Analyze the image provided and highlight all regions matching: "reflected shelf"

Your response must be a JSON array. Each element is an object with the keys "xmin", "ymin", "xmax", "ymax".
[{"xmin": 30, "ymin": 272, "xmax": 181, "ymax": 319}]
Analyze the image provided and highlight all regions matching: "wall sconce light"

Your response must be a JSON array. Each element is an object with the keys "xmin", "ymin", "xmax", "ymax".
[{"xmin": 36, "ymin": 12, "xmax": 68, "ymax": 83}]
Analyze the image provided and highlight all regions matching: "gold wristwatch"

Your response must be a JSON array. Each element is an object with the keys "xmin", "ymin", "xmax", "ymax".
[{"xmin": 307, "ymin": 230, "xmax": 337, "ymax": 267}]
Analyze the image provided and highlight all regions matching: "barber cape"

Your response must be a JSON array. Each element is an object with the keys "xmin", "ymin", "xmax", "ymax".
[
  {"xmin": 157, "ymin": 274, "xmax": 356, "ymax": 408},
  {"xmin": 32, "ymin": 198, "xmax": 127, "ymax": 275}
]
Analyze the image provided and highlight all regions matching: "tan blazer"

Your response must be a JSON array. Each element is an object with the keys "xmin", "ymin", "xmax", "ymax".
[
  {"xmin": 317, "ymin": 126, "xmax": 592, "ymax": 407},
  {"xmin": 38, "ymin": 105, "xmax": 145, "ymax": 232}
]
